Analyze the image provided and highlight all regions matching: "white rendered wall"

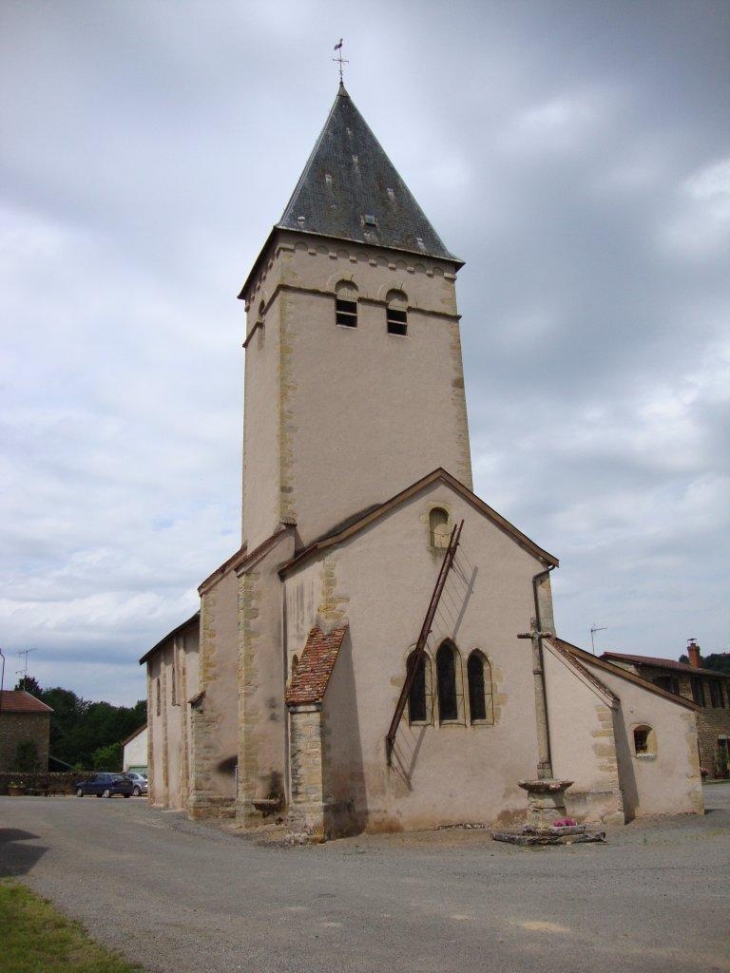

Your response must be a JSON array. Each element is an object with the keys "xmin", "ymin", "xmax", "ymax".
[
  {"xmin": 123, "ymin": 727, "xmax": 147, "ymax": 773},
  {"xmin": 284, "ymin": 480, "xmax": 548, "ymax": 832},
  {"xmin": 241, "ymin": 234, "xmax": 472, "ymax": 550}
]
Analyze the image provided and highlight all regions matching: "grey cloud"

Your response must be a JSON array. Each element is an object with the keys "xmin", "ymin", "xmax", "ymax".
[{"xmin": 1, "ymin": 0, "xmax": 728, "ymax": 703}]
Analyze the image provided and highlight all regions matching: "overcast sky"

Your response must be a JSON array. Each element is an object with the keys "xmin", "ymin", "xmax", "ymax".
[{"xmin": 1, "ymin": 0, "xmax": 728, "ymax": 705}]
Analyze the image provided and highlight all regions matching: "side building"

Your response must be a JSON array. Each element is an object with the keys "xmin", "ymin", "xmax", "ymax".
[
  {"xmin": 0, "ymin": 690, "xmax": 53, "ymax": 774},
  {"xmin": 602, "ymin": 641, "xmax": 730, "ymax": 778}
]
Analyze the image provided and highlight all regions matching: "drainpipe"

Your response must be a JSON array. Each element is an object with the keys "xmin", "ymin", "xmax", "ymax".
[
  {"xmin": 281, "ymin": 576, "xmax": 291, "ymax": 809},
  {"xmin": 531, "ymin": 567, "xmax": 555, "ymax": 780}
]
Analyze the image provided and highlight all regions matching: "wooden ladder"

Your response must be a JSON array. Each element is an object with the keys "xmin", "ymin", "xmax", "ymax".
[{"xmin": 385, "ymin": 520, "xmax": 464, "ymax": 765}]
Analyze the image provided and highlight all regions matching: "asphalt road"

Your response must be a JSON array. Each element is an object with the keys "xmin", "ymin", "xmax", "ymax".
[{"xmin": 1, "ymin": 786, "xmax": 729, "ymax": 973}]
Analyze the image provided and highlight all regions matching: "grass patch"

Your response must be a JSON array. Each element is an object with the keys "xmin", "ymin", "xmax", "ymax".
[{"xmin": 0, "ymin": 880, "xmax": 144, "ymax": 972}]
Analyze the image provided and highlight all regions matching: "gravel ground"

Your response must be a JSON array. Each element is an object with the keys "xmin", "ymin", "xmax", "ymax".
[{"xmin": 1, "ymin": 785, "xmax": 729, "ymax": 973}]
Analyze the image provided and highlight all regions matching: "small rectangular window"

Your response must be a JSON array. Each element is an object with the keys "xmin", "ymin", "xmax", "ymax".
[
  {"xmin": 654, "ymin": 675, "xmax": 679, "ymax": 695},
  {"xmin": 387, "ymin": 308, "xmax": 407, "ymax": 336},
  {"xmin": 336, "ymin": 298, "xmax": 357, "ymax": 327},
  {"xmin": 709, "ymin": 679, "xmax": 724, "ymax": 708},
  {"xmin": 690, "ymin": 676, "xmax": 706, "ymax": 706},
  {"xmin": 634, "ymin": 728, "xmax": 649, "ymax": 754}
]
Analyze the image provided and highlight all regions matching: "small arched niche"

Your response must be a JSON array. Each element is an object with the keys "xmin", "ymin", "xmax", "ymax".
[
  {"xmin": 633, "ymin": 724, "xmax": 657, "ymax": 758},
  {"xmin": 429, "ymin": 507, "xmax": 450, "ymax": 549}
]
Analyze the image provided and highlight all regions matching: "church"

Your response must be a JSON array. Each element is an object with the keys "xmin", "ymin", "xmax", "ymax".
[{"xmin": 141, "ymin": 84, "xmax": 703, "ymax": 840}]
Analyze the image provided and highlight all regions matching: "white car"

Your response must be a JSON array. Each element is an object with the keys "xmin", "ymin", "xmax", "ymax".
[{"xmin": 124, "ymin": 772, "xmax": 148, "ymax": 796}]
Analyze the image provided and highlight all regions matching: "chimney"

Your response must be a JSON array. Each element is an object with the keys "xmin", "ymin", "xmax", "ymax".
[{"xmin": 687, "ymin": 638, "xmax": 701, "ymax": 669}]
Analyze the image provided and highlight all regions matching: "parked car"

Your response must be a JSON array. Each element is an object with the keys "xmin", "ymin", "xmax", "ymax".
[
  {"xmin": 73, "ymin": 773, "xmax": 134, "ymax": 798},
  {"xmin": 124, "ymin": 772, "xmax": 148, "ymax": 796}
]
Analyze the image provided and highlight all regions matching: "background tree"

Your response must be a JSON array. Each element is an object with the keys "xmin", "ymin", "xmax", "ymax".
[
  {"xmin": 91, "ymin": 742, "xmax": 123, "ymax": 772},
  {"xmin": 17, "ymin": 676, "xmax": 147, "ymax": 769},
  {"xmin": 679, "ymin": 652, "xmax": 730, "ymax": 675},
  {"xmin": 14, "ymin": 675, "xmax": 42, "ymax": 695}
]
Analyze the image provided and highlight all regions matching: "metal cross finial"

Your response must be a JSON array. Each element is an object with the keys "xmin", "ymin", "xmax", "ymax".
[{"xmin": 332, "ymin": 38, "xmax": 348, "ymax": 83}]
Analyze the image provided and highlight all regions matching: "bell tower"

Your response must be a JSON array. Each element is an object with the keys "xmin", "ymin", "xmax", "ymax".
[{"xmin": 239, "ymin": 85, "xmax": 473, "ymax": 550}]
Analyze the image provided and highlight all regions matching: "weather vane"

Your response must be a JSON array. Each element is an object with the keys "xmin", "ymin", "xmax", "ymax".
[{"xmin": 332, "ymin": 39, "xmax": 348, "ymax": 83}]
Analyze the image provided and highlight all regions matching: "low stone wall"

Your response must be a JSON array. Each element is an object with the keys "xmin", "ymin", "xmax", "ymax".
[{"xmin": 0, "ymin": 771, "xmax": 87, "ymax": 795}]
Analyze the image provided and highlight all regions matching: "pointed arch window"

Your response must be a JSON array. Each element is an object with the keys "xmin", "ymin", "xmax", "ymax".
[
  {"xmin": 386, "ymin": 289, "xmax": 408, "ymax": 336},
  {"xmin": 335, "ymin": 280, "xmax": 358, "ymax": 327},
  {"xmin": 436, "ymin": 640, "xmax": 462, "ymax": 722},
  {"xmin": 467, "ymin": 651, "xmax": 493, "ymax": 724},
  {"xmin": 407, "ymin": 650, "xmax": 431, "ymax": 724}
]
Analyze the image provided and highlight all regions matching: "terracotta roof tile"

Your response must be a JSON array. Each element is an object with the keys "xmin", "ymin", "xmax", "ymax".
[
  {"xmin": 601, "ymin": 651, "xmax": 728, "ymax": 678},
  {"xmin": 285, "ymin": 626, "xmax": 348, "ymax": 706},
  {"xmin": 0, "ymin": 690, "xmax": 53, "ymax": 714}
]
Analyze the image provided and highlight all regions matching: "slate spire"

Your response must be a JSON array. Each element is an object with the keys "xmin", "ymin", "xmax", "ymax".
[{"xmin": 276, "ymin": 86, "xmax": 460, "ymax": 263}]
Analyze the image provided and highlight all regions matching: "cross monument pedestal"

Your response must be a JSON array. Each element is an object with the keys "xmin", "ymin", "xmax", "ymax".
[{"xmin": 518, "ymin": 778, "xmax": 574, "ymax": 829}]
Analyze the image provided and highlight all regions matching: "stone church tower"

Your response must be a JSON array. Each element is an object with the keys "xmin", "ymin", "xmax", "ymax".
[
  {"xmin": 239, "ymin": 84, "xmax": 472, "ymax": 550},
  {"xmin": 143, "ymin": 85, "xmax": 703, "ymax": 839}
]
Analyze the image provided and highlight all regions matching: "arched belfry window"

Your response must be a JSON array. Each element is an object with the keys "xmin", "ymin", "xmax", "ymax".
[
  {"xmin": 386, "ymin": 289, "xmax": 408, "ymax": 336},
  {"xmin": 467, "ymin": 651, "xmax": 493, "ymax": 724},
  {"xmin": 406, "ymin": 650, "xmax": 431, "ymax": 724},
  {"xmin": 429, "ymin": 507, "xmax": 450, "ymax": 549},
  {"xmin": 335, "ymin": 280, "xmax": 358, "ymax": 327},
  {"xmin": 436, "ymin": 640, "xmax": 462, "ymax": 722}
]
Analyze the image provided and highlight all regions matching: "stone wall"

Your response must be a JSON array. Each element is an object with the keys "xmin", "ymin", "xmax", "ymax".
[
  {"xmin": 698, "ymin": 707, "xmax": 730, "ymax": 776},
  {"xmin": 0, "ymin": 713, "xmax": 50, "ymax": 773},
  {"xmin": 0, "ymin": 771, "xmax": 80, "ymax": 794},
  {"xmin": 288, "ymin": 704, "xmax": 326, "ymax": 840}
]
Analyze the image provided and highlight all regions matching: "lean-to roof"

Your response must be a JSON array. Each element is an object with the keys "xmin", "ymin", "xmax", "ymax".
[
  {"xmin": 557, "ymin": 639, "xmax": 700, "ymax": 711},
  {"xmin": 286, "ymin": 625, "xmax": 348, "ymax": 707}
]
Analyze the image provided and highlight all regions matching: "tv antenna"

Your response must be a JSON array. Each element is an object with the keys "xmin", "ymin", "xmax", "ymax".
[
  {"xmin": 17, "ymin": 648, "xmax": 38, "ymax": 687},
  {"xmin": 590, "ymin": 625, "xmax": 607, "ymax": 655}
]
